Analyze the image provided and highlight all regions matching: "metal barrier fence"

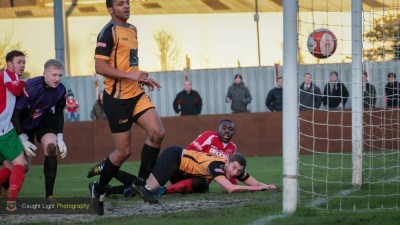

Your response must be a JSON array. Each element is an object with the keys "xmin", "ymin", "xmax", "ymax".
[{"xmin": 63, "ymin": 62, "xmax": 399, "ymax": 121}]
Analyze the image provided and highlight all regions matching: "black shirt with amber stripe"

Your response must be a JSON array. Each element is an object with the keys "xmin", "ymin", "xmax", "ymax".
[
  {"xmin": 179, "ymin": 150, "xmax": 250, "ymax": 182},
  {"xmin": 95, "ymin": 21, "xmax": 142, "ymax": 99}
]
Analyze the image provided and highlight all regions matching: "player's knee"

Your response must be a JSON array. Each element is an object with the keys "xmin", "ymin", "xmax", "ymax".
[
  {"xmin": 117, "ymin": 150, "xmax": 131, "ymax": 161},
  {"xmin": 149, "ymin": 127, "xmax": 165, "ymax": 144},
  {"xmin": 46, "ymin": 143, "xmax": 57, "ymax": 157}
]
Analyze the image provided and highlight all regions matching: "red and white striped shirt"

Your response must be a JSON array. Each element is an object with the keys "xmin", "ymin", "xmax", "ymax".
[
  {"xmin": 0, "ymin": 69, "xmax": 25, "ymax": 135},
  {"xmin": 186, "ymin": 131, "xmax": 236, "ymax": 159}
]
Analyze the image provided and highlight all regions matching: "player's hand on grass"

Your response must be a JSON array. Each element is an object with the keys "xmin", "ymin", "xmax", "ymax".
[
  {"xmin": 18, "ymin": 133, "xmax": 37, "ymax": 157},
  {"xmin": 56, "ymin": 133, "xmax": 67, "ymax": 159},
  {"xmin": 259, "ymin": 184, "xmax": 277, "ymax": 191}
]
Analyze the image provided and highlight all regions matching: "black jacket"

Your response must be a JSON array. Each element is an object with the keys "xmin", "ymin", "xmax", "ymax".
[
  {"xmin": 385, "ymin": 81, "xmax": 400, "ymax": 107},
  {"xmin": 299, "ymin": 83, "xmax": 322, "ymax": 110},
  {"xmin": 173, "ymin": 90, "xmax": 202, "ymax": 115},
  {"xmin": 363, "ymin": 82, "xmax": 377, "ymax": 108},
  {"xmin": 323, "ymin": 82, "xmax": 349, "ymax": 108},
  {"xmin": 266, "ymin": 87, "xmax": 283, "ymax": 111}
]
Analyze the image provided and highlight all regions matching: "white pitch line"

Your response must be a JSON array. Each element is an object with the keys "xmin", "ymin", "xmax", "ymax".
[
  {"xmin": 249, "ymin": 214, "xmax": 287, "ymax": 225},
  {"xmin": 307, "ymin": 188, "xmax": 357, "ymax": 208}
]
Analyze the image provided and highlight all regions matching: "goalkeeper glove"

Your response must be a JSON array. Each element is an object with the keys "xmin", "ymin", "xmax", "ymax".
[
  {"xmin": 18, "ymin": 133, "xmax": 37, "ymax": 157},
  {"xmin": 56, "ymin": 133, "xmax": 67, "ymax": 159}
]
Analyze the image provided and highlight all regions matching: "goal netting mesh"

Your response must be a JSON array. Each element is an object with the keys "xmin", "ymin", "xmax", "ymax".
[{"xmin": 297, "ymin": 0, "xmax": 400, "ymax": 210}]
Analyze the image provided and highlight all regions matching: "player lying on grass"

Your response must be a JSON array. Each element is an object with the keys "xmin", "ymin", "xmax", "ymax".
[
  {"xmin": 127, "ymin": 146, "xmax": 276, "ymax": 204},
  {"xmin": 88, "ymin": 119, "xmax": 240, "ymax": 197}
]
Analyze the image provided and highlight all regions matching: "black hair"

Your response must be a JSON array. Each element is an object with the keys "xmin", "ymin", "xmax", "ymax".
[
  {"xmin": 5, "ymin": 50, "xmax": 25, "ymax": 63},
  {"xmin": 218, "ymin": 119, "xmax": 234, "ymax": 126},
  {"xmin": 388, "ymin": 72, "xmax": 396, "ymax": 79},
  {"xmin": 106, "ymin": 0, "xmax": 113, "ymax": 8},
  {"xmin": 330, "ymin": 71, "xmax": 338, "ymax": 77},
  {"xmin": 234, "ymin": 74, "xmax": 242, "ymax": 80},
  {"xmin": 229, "ymin": 153, "xmax": 246, "ymax": 169}
]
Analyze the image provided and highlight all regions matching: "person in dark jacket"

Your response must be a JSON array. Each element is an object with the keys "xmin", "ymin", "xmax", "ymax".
[
  {"xmin": 266, "ymin": 76, "xmax": 283, "ymax": 112},
  {"xmin": 323, "ymin": 71, "xmax": 349, "ymax": 110},
  {"xmin": 91, "ymin": 91, "xmax": 107, "ymax": 120},
  {"xmin": 173, "ymin": 80, "xmax": 202, "ymax": 116},
  {"xmin": 299, "ymin": 73, "xmax": 322, "ymax": 110},
  {"xmin": 385, "ymin": 72, "xmax": 400, "ymax": 108},
  {"xmin": 226, "ymin": 74, "xmax": 252, "ymax": 113},
  {"xmin": 362, "ymin": 72, "xmax": 377, "ymax": 108}
]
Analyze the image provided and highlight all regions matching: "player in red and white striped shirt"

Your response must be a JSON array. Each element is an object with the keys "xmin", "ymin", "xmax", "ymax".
[
  {"xmin": 164, "ymin": 119, "xmax": 238, "ymax": 194},
  {"xmin": 88, "ymin": 120, "xmax": 249, "ymax": 195},
  {"xmin": 0, "ymin": 50, "xmax": 30, "ymax": 211}
]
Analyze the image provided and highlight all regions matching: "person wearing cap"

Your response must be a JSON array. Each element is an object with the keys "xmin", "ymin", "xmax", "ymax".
[
  {"xmin": 65, "ymin": 89, "xmax": 80, "ymax": 122},
  {"xmin": 225, "ymin": 74, "xmax": 252, "ymax": 113},
  {"xmin": 385, "ymin": 72, "xmax": 400, "ymax": 108}
]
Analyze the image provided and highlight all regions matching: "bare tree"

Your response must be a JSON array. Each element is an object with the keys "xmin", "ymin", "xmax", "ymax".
[
  {"xmin": 153, "ymin": 30, "xmax": 182, "ymax": 71},
  {"xmin": 364, "ymin": 13, "xmax": 400, "ymax": 61},
  {"xmin": 0, "ymin": 32, "xmax": 23, "ymax": 70}
]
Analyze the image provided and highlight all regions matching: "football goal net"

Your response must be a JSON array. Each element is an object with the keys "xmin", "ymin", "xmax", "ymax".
[{"xmin": 283, "ymin": 0, "xmax": 400, "ymax": 212}]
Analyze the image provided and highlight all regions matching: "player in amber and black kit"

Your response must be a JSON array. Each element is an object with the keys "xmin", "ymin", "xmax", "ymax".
[
  {"xmin": 89, "ymin": 0, "xmax": 165, "ymax": 215},
  {"xmin": 87, "ymin": 119, "xmax": 236, "ymax": 194},
  {"xmin": 131, "ymin": 146, "xmax": 277, "ymax": 204}
]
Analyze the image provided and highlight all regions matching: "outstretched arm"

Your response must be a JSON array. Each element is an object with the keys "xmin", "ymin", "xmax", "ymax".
[
  {"xmin": 215, "ymin": 176, "xmax": 272, "ymax": 193},
  {"xmin": 242, "ymin": 176, "xmax": 276, "ymax": 190}
]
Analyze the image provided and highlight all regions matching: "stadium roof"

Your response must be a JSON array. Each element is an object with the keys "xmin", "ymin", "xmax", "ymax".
[{"xmin": 0, "ymin": 0, "xmax": 395, "ymax": 19}]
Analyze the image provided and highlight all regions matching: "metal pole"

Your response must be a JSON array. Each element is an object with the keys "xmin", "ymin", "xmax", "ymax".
[
  {"xmin": 282, "ymin": 0, "xmax": 298, "ymax": 213},
  {"xmin": 351, "ymin": 0, "xmax": 363, "ymax": 186},
  {"xmin": 54, "ymin": 0, "xmax": 69, "ymax": 77},
  {"xmin": 254, "ymin": 0, "xmax": 261, "ymax": 66}
]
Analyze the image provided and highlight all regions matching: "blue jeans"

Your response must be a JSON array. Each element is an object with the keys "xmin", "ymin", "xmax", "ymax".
[{"xmin": 66, "ymin": 112, "xmax": 79, "ymax": 122}]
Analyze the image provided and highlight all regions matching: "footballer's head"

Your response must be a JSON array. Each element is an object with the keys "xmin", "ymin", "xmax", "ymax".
[
  {"xmin": 224, "ymin": 153, "xmax": 246, "ymax": 179},
  {"xmin": 6, "ymin": 50, "xmax": 26, "ymax": 76},
  {"xmin": 43, "ymin": 59, "xmax": 64, "ymax": 89},
  {"xmin": 217, "ymin": 119, "xmax": 235, "ymax": 143},
  {"xmin": 106, "ymin": 0, "xmax": 130, "ymax": 22}
]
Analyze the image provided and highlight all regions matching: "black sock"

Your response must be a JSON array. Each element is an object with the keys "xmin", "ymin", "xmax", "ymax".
[
  {"xmin": 114, "ymin": 170, "xmax": 137, "ymax": 187},
  {"xmin": 138, "ymin": 144, "xmax": 160, "ymax": 181},
  {"xmin": 44, "ymin": 156, "xmax": 58, "ymax": 198},
  {"xmin": 110, "ymin": 185, "xmax": 127, "ymax": 194},
  {"xmin": 97, "ymin": 157, "xmax": 120, "ymax": 194},
  {"xmin": 2, "ymin": 180, "xmax": 10, "ymax": 190}
]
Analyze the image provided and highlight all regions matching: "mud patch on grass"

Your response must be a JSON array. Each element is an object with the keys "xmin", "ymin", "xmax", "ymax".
[{"xmin": 1, "ymin": 198, "xmax": 255, "ymax": 224}]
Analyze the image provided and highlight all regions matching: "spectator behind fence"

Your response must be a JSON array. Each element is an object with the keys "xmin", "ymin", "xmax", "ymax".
[
  {"xmin": 362, "ymin": 72, "xmax": 377, "ymax": 108},
  {"xmin": 323, "ymin": 71, "xmax": 349, "ymax": 110},
  {"xmin": 65, "ymin": 89, "xmax": 79, "ymax": 122},
  {"xmin": 266, "ymin": 76, "xmax": 283, "ymax": 112},
  {"xmin": 385, "ymin": 72, "xmax": 400, "ymax": 108},
  {"xmin": 225, "ymin": 74, "xmax": 252, "ymax": 113},
  {"xmin": 91, "ymin": 91, "xmax": 107, "ymax": 120},
  {"xmin": 173, "ymin": 80, "xmax": 202, "ymax": 116},
  {"xmin": 299, "ymin": 73, "xmax": 322, "ymax": 110}
]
